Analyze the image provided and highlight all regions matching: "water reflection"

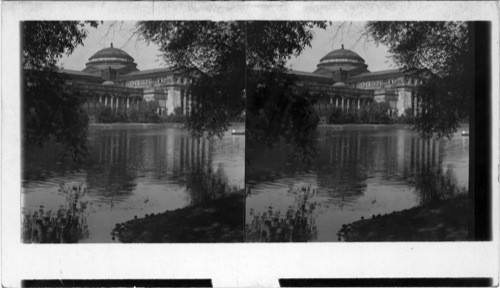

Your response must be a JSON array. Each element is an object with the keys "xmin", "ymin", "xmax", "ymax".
[
  {"xmin": 183, "ymin": 165, "xmax": 240, "ymax": 205},
  {"xmin": 414, "ymin": 165, "xmax": 466, "ymax": 205},
  {"xmin": 22, "ymin": 124, "xmax": 245, "ymax": 242},
  {"xmin": 246, "ymin": 126, "xmax": 469, "ymax": 242}
]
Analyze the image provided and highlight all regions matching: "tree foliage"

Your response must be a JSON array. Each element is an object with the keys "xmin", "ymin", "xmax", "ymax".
[
  {"xmin": 136, "ymin": 21, "xmax": 245, "ymax": 138},
  {"xmin": 246, "ymin": 73, "xmax": 319, "ymax": 161},
  {"xmin": 365, "ymin": 22, "xmax": 473, "ymax": 138},
  {"xmin": 136, "ymin": 21, "xmax": 327, "ymax": 151},
  {"xmin": 245, "ymin": 22, "xmax": 327, "ymax": 161},
  {"xmin": 22, "ymin": 21, "xmax": 99, "ymax": 161},
  {"xmin": 22, "ymin": 21, "xmax": 99, "ymax": 71}
]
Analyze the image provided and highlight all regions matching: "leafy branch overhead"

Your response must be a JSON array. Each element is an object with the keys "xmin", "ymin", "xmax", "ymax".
[
  {"xmin": 366, "ymin": 22, "xmax": 473, "ymax": 139},
  {"xmin": 137, "ymin": 21, "xmax": 327, "ymax": 145},
  {"xmin": 22, "ymin": 21, "xmax": 100, "ymax": 161},
  {"xmin": 22, "ymin": 21, "xmax": 99, "ymax": 71}
]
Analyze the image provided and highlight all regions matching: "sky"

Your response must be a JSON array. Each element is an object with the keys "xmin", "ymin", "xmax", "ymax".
[
  {"xmin": 60, "ymin": 21, "xmax": 396, "ymax": 73},
  {"xmin": 59, "ymin": 21, "xmax": 166, "ymax": 71}
]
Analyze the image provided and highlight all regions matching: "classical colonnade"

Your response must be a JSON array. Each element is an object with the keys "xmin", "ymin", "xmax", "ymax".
[
  {"xmin": 316, "ymin": 95, "xmax": 373, "ymax": 112},
  {"xmin": 97, "ymin": 95, "xmax": 142, "ymax": 110},
  {"xmin": 180, "ymin": 90, "xmax": 194, "ymax": 116}
]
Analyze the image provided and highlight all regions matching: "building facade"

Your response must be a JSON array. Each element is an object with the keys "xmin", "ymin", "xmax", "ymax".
[
  {"xmin": 58, "ymin": 43, "xmax": 421, "ymax": 122},
  {"xmin": 60, "ymin": 43, "xmax": 194, "ymax": 121},
  {"xmin": 290, "ymin": 44, "xmax": 422, "ymax": 118}
]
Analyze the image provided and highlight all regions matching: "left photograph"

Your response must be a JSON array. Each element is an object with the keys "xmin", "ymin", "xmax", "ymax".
[{"xmin": 21, "ymin": 21, "xmax": 246, "ymax": 243}]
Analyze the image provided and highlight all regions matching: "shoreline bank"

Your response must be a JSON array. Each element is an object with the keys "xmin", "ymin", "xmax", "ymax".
[
  {"xmin": 338, "ymin": 194, "xmax": 469, "ymax": 241},
  {"xmin": 112, "ymin": 192, "xmax": 245, "ymax": 243}
]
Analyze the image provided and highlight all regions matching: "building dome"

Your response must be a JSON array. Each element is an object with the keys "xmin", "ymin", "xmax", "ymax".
[
  {"xmin": 88, "ymin": 43, "xmax": 135, "ymax": 63},
  {"xmin": 82, "ymin": 43, "xmax": 139, "ymax": 76},
  {"xmin": 319, "ymin": 45, "xmax": 365, "ymax": 65},
  {"xmin": 314, "ymin": 44, "xmax": 369, "ymax": 77}
]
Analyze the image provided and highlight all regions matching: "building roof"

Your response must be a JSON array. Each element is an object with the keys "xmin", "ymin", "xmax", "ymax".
[
  {"xmin": 88, "ymin": 43, "xmax": 135, "ymax": 62},
  {"xmin": 60, "ymin": 69, "xmax": 100, "ymax": 77},
  {"xmin": 288, "ymin": 69, "xmax": 332, "ymax": 79},
  {"xmin": 319, "ymin": 45, "xmax": 365, "ymax": 63},
  {"xmin": 122, "ymin": 67, "xmax": 173, "ymax": 77},
  {"xmin": 350, "ymin": 68, "xmax": 405, "ymax": 82}
]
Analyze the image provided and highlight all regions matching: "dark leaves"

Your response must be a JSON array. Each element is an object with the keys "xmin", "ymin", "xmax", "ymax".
[
  {"xmin": 22, "ymin": 21, "xmax": 99, "ymax": 161},
  {"xmin": 137, "ymin": 21, "xmax": 326, "ymax": 160},
  {"xmin": 366, "ymin": 22, "xmax": 473, "ymax": 138}
]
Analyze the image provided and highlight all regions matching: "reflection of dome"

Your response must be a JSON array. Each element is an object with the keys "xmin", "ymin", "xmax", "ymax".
[
  {"xmin": 333, "ymin": 82, "xmax": 346, "ymax": 87},
  {"xmin": 314, "ymin": 44, "xmax": 369, "ymax": 77},
  {"xmin": 102, "ymin": 80, "xmax": 115, "ymax": 86},
  {"xmin": 82, "ymin": 43, "xmax": 139, "ymax": 76}
]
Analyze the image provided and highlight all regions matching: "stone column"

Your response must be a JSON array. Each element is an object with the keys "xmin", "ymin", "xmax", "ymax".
[
  {"xmin": 335, "ymin": 97, "xmax": 339, "ymax": 108},
  {"xmin": 357, "ymin": 98, "xmax": 360, "ymax": 110},
  {"xmin": 347, "ymin": 98, "xmax": 350, "ymax": 110},
  {"xmin": 187, "ymin": 92, "xmax": 191, "ymax": 116},
  {"xmin": 191, "ymin": 92, "xmax": 195, "ymax": 114},
  {"xmin": 127, "ymin": 98, "xmax": 130, "ymax": 109},
  {"xmin": 104, "ymin": 96, "xmax": 108, "ymax": 107},
  {"xmin": 110, "ymin": 96, "xmax": 114, "ymax": 109},
  {"xmin": 181, "ymin": 90, "xmax": 186, "ymax": 115},
  {"xmin": 341, "ymin": 97, "xmax": 344, "ymax": 110},
  {"xmin": 116, "ymin": 97, "xmax": 119, "ymax": 110},
  {"xmin": 183, "ymin": 93, "xmax": 187, "ymax": 115},
  {"xmin": 413, "ymin": 95, "xmax": 418, "ymax": 116}
]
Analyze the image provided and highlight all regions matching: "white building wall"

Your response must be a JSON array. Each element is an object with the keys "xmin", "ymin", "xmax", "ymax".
[
  {"xmin": 396, "ymin": 89, "xmax": 414, "ymax": 116},
  {"xmin": 165, "ymin": 87, "xmax": 182, "ymax": 115}
]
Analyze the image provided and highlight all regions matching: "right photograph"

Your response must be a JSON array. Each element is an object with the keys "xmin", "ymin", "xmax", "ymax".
[{"xmin": 245, "ymin": 21, "xmax": 476, "ymax": 242}]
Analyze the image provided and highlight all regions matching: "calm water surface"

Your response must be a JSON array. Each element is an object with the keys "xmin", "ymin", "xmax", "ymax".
[
  {"xmin": 245, "ymin": 125, "xmax": 469, "ymax": 242},
  {"xmin": 22, "ymin": 124, "xmax": 245, "ymax": 243}
]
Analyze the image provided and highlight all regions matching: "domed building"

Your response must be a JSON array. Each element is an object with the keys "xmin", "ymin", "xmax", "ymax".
[
  {"xmin": 82, "ymin": 43, "xmax": 139, "ymax": 76},
  {"xmin": 49, "ymin": 42, "xmax": 421, "ymax": 122},
  {"xmin": 287, "ymin": 44, "xmax": 422, "ymax": 118},
  {"xmin": 55, "ymin": 43, "xmax": 194, "ymax": 120},
  {"xmin": 313, "ymin": 44, "xmax": 369, "ymax": 77}
]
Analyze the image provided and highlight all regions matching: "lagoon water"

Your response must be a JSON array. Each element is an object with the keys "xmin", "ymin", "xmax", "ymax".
[
  {"xmin": 22, "ymin": 123, "xmax": 245, "ymax": 243},
  {"xmin": 245, "ymin": 125, "xmax": 469, "ymax": 242}
]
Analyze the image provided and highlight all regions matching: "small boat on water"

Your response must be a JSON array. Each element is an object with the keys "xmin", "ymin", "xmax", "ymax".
[
  {"xmin": 461, "ymin": 130, "xmax": 469, "ymax": 136},
  {"xmin": 231, "ymin": 129, "xmax": 245, "ymax": 135}
]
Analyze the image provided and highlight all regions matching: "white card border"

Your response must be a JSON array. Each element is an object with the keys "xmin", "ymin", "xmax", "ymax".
[{"xmin": 2, "ymin": 2, "xmax": 499, "ymax": 287}]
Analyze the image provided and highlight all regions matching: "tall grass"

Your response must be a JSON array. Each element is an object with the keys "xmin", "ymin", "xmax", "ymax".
[
  {"xmin": 246, "ymin": 185, "xmax": 318, "ymax": 242},
  {"xmin": 415, "ymin": 167, "xmax": 467, "ymax": 205},
  {"xmin": 22, "ymin": 184, "xmax": 90, "ymax": 243}
]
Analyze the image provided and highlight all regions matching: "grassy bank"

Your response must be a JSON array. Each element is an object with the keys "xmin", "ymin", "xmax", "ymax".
[
  {"xmin": 338, "ymin": 194, "xmax": 469, "ymax": 241},
  {"xmin": 112, "ymin": 192, "xmax": 245, "ymax": 243}
]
